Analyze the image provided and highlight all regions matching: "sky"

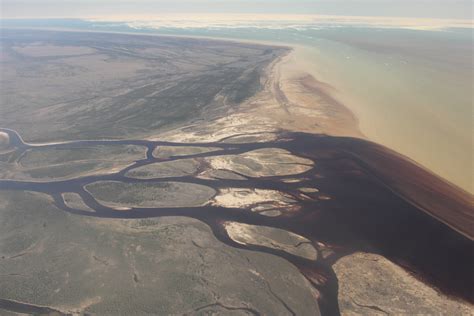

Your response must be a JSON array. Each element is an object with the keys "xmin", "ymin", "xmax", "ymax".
[{"xmin": 1, "ymin": 0, "xmax": 473, "ymax": 20}]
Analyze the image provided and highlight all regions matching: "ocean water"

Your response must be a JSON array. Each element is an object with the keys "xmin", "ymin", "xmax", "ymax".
[
  {"xmin": 294, "ymin": 28, "xmax": 473, "ymax": 193},
  {"xmin": 2, "ymin": 19, "xmax": 472, "ymax": 192}
]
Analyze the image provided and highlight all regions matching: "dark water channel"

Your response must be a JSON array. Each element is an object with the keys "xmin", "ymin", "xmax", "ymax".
[{"xmin": 0, "ymin": 128, "xmax": 472, "ymax": 316}]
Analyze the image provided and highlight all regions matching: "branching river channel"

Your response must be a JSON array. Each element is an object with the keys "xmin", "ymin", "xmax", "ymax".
[{"xmin": 0, "ymin": 128, "xmax": 472, "ymax": 315}]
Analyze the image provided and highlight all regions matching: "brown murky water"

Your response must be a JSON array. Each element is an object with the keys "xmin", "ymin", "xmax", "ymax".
[{"xmin": 1, "ymin": 128, "xmax": 472, "ymax": 315}]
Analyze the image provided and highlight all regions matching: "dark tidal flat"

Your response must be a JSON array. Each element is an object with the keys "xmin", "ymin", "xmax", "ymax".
[{"xmin": 0, "ymin": 29, "xmax": 472, "ymax": 315}]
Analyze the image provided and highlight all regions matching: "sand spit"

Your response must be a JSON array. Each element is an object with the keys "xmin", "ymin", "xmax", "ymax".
[
  {"xmin": 150, "ymin": 47, "xmax": 362, "ymax": 144},
  {"xmin": 270, "ymin": 52, "xmax": 363, "ymax": 138}
]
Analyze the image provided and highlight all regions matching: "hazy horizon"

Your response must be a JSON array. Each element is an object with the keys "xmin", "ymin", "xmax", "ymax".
[{"xmin": 2, "ymin": 0, "xmax": 473, "ymax": 20}]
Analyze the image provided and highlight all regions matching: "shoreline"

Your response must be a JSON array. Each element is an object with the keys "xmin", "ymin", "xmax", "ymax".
[
  {"xmin": 2, "ymin": 26, "xmax": 471, "ymax": 193},
  {"xmin": 267, "ymin": 48, "xmax": 473, "ymax": 240},
  {"xmin": 274, "ymin": 48, "xmax": 363, "ymax": 138},
  {"xmin": 3, "ymin": 27, "xmax": 470, "ymax": 193},
  {"xmin": 1, "ymin": 27, "xmax": 470, "ymax": 199}
]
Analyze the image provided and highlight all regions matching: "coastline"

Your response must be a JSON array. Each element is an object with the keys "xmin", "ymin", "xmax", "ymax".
[
  {"xmin": 290, "ymin": 44, "xmax": 473, "ymax": 194},
  {"xmin": 156, "ymin": 36, "xmax": 473, "ymax": 241},
  {"xmin": 1, "ymin": 29, "xmax": 473, "ymax": 314},
  {"xmin": 136, "ymin": 27, "xmax": 474, "ymax": 194},
  {"xmin": 274, "ymin": 48, "xmax": 363, "ymax": 138},
  {"xmin": 269, "ymin": 47, "xmax": 473, "ymax": 239},
  {"xmin": 1, "ymin": 26, "xmax": 470, "ymax": 193},
  {"xmin": 1, "ymin": 23, "xmax": 472, "ymax": 192}
]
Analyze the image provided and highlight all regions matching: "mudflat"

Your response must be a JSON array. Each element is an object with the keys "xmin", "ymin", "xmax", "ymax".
[{"xmin": 0, "ymin": 29, "xmax": 472, "ymax": 315}]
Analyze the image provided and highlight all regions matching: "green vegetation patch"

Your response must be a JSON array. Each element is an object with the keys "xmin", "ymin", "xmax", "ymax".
[
  {"xmin": 126, "ymin": 159, "xmax": 200, "ymax": 179},
  {"xmin": 85, "ymin": 181, "xmax": 216, "ymax": 208},
  {"xmin": 20, "ymin": 145, "xmax": 146, "ymax": 168},
  {"xmin": 4, "ymin": 145, "xmax": 147, "ymax": 180},
  {"xmin": 153, "ymin": 146, "xmax": 220, "ymax": 159}
]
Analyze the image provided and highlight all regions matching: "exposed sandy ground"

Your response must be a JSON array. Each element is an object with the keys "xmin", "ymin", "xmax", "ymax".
[
  {"xmin": 153, "ymin": 47, "xmax": 363, "ymax": 145},
  {"xmin": 263, "ymin": 51, "xmax": 363, "ymax": 138},
  {"xmin": 212, "ymin": 188, "xmax": 293, "ymax": 210},
  {"xmin": 206, "ymin": 148, "xmax": 314, "ymax": 177}
]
